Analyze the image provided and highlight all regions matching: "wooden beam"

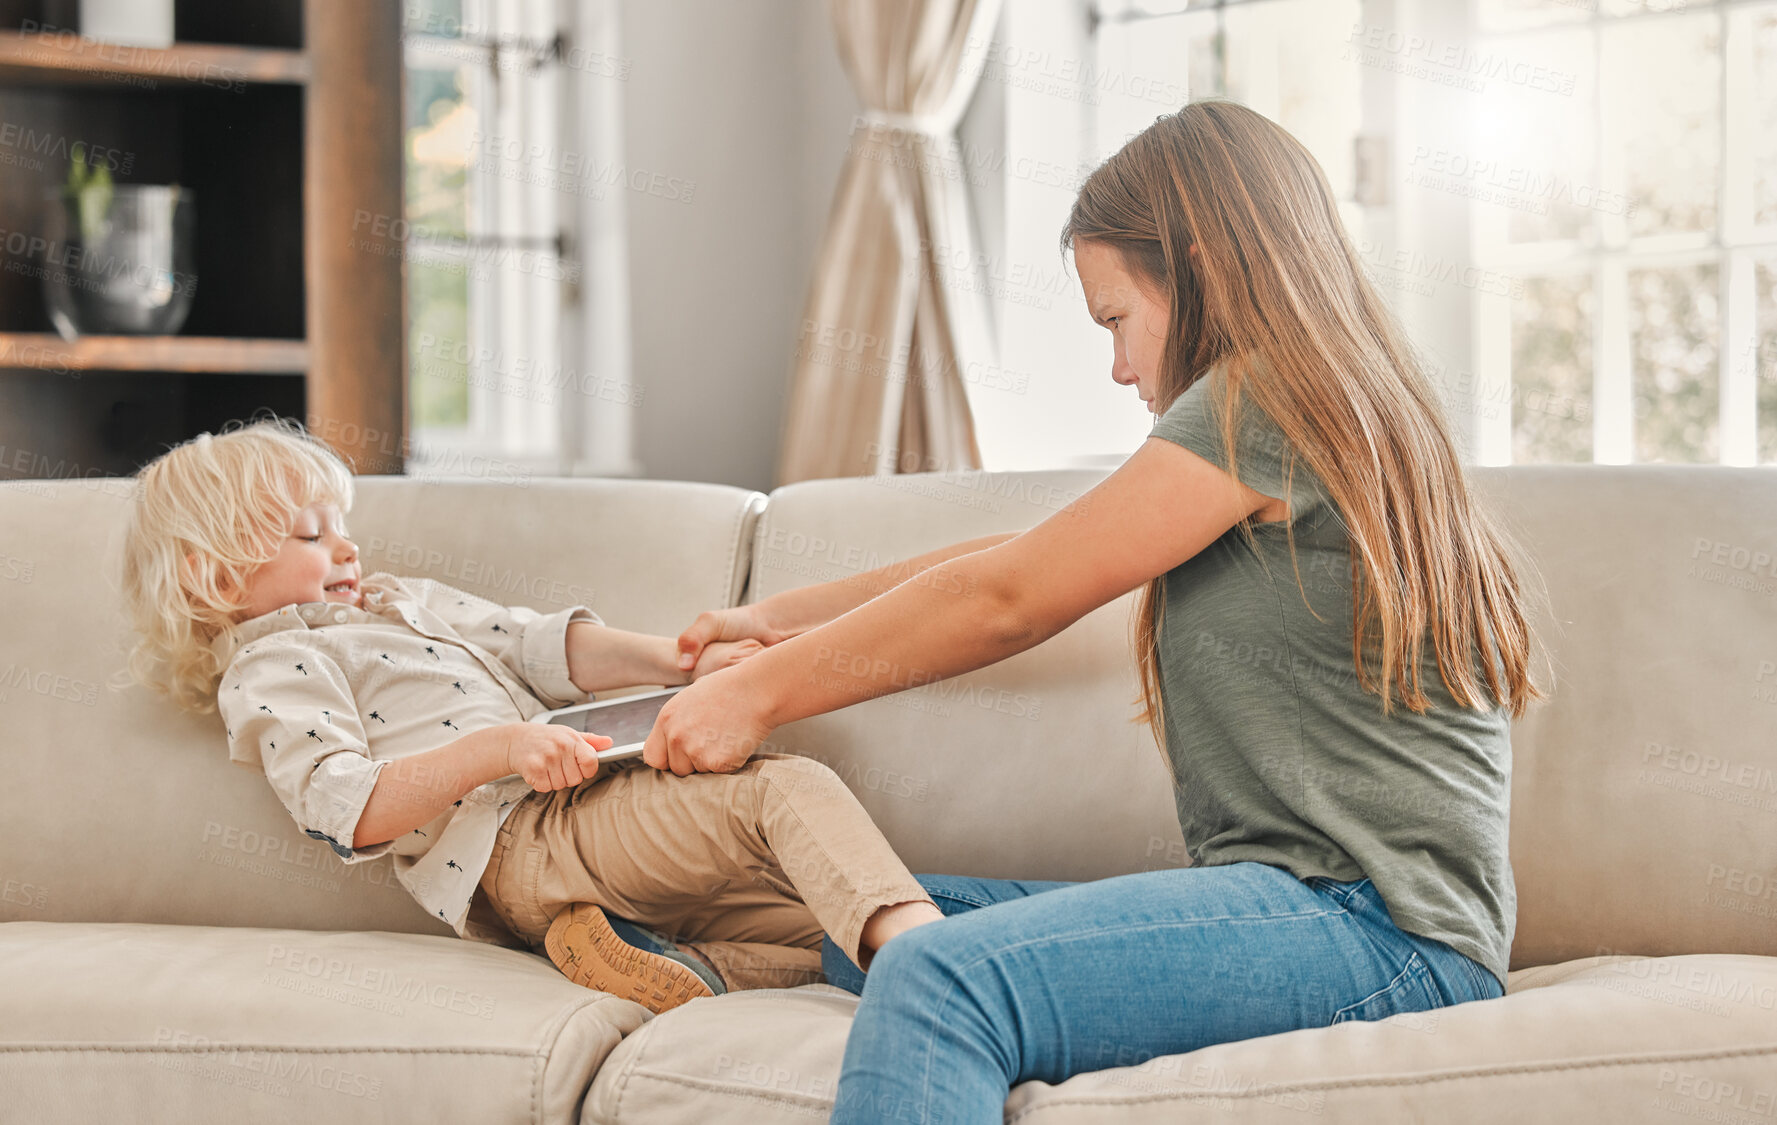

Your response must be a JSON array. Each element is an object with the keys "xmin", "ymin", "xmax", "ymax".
[
  {"xmin": 0, "ymin": 333, "xmax": 308, "ymax": 373},
  {"xmin": 304, "ymin": 0, "xmax": 405, "ymax": 474},
  {"xmin": 0, "ymin": 31, "xmax": 309, "ymax": 87}
]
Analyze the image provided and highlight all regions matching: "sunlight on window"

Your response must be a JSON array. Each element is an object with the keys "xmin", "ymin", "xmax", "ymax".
[
  {"xmin": 1467, "ymin": 28, "xmax": 1596, "ymax": 246},
  {"xmin": 1609, "ymin": 14, "xmax": 1720, "ymax": 239},
  {"xmin": 1220, "ymin": 0, "xmax": 1361, "ymax": 210},
  {"xmin": 1094, "ymin": 0, "xmax": 1360, "ymax": 192},
  {"xmin": 1630, "ymin": 262, "xmax": 1719, "ymax": 463},
  {"xmin": 1467, "ymin": 1, "xmax": 1773, "ymax": 467},
  {"xmin": 1758, "ymin": 259, "xmax": 1777, "ymax": 463},
  {"xmin": 1599, "ymin": 0, "xmax": 1712, "ymax": 17},
  {"xmin": 1752, "ymin": 4, "xmax": 1777, "ymax": 228},
  {"xmin": 406, "ymin": 63, "xmax": 475, "ymax": 430},
  {"xmin": 408, "ymin": 259, "xmax": 470, "ymax": 430},
  {"xmin": 988, "ymin": 0, "xmax": 1361, "ymax": 471},
  {"xmin": 1475, "ymin": 0, "xmax": 1591, "ymax": 33},
  {"xmin": 1093, "ymin": 7, "xmax": 1219, "ymax": 158},
  {"xmin": 1512, "ymin": 273, "xmax": 1594, "ymax": 463}
]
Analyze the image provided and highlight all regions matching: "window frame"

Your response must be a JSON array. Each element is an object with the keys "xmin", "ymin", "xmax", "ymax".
[
  {"xmin": 400, "ymin": 0, "xmax": 602, "ymax": 478},
  {"xmin": 1070, "ymin": 0, "xmax": 1776, "ymax": 467},
  {"xmin": 1464, "ymin": 0, "xmax": 1776, "ymax": 466}
]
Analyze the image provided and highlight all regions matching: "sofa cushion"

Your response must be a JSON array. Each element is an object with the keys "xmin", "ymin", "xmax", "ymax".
[
  {"xmin": 585, "ymin": 985, "xmax": 859, "ymax": 1123},
  {"xmin": 0, "ymin": 477, "xmax": 765, "ymax": 936},
  {"xmin": 0, "ymin": 921, "xmax": 649, "ymax": 1124},
  {"xmin": 584, "ymin": 955, "xmax": 1777, "ymax": 1124}
]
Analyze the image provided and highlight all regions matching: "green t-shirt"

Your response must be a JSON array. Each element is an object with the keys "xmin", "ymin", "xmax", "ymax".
[{"xmin": 1146, "ymin": 364, "xmax": 1515, "ymax": 989}]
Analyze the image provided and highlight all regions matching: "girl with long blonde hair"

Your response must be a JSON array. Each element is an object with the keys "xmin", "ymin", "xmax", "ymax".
[{"xmin": 653, "ymin": 99, "xmax": 1544, "ymax": 1121}]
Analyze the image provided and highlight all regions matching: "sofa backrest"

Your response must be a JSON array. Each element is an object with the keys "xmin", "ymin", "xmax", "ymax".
[
  {"xmin": 748, "ymin": 466, "xmax": 1777, "ymax": 971},
  {"xmin": 1469, "ymin": 466, "xmax": 1777, "ymax": 969},
  {"xmin": 6, "ymin": 465, "xmax": 1773, "ymax": 973},
  {"xmin": 0, "ymin": 476, "xmax": 766, "ymax": 936},
  {"xmin": 744, "ymin": 469, "xmax": 1187, "ymax": 883}
]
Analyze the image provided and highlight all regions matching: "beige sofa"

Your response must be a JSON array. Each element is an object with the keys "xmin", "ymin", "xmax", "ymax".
[{"xmin": 4, "ymin": 466, "xmax": 1775, "ymax": 1124}]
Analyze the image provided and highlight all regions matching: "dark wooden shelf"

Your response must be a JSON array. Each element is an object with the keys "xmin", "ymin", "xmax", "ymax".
[
  {"xmin": 0, "ymin": 332, "xmax": 308, "ymax": 373},
  {"xmin": 0, "ymin": 31, "xmax": 308, "ymax": 87},
  {"xmin": 0, "ymin": 0, "xmax": 403, "ymax": 479}
]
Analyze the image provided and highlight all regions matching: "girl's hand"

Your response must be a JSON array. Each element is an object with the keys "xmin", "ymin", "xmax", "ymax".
[
  {"xmin": 642, "ymin": 667, "xmax": 776, "ymax": 776},
  {"xmin": 690, "ymin": 638, "xmax": 765, "ymax": 681},
  {"xmin": 674, "ymin": 604, "xmax": 790, "ymax": 674},
  {"xmin": 503, "ymin": 722, "xmax": 612, "ymax": 792}
]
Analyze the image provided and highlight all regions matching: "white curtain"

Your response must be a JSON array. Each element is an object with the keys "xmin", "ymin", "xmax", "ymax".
[{"xmin": 777, "ymin": 0, "xmax": 1005, "ymax": 484}]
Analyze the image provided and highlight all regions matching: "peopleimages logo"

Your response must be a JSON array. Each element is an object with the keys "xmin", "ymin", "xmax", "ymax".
[
  {"xmin": 264, "ymin": 944, "xmax": 497, "ymax": 1018},
  {"xmin": 466, "ymin": 131, "xmax": 694, "ymax": 203},
  {"xmin": 152, "ymin": 1026, "xmax": 383, "ymax": 1100},
  {"xmin": 961, "ymin": 35, "xmax": 1189, "ymax": 108},
  {"xmin": 0, "ymin": 662, "xmax": 99, "ymax": 706},
  {"xmin": 0, "ymin": 224, "xmax": 199, "ymax": 297},
  {"xmin": 1653, "ymin": 1068, "xmax": 1777, "ymax": 1121},
  {"xmin": 0, "ymin": 124, "xmax": 133, "ymax": 174},
  {"xmin": 1641, "ymin": 741, "xmax": 1777, "ymax": 794},
  {"xmin": 1687, "ymin": 537, "xmax": 1777, "ymax": 599},
  {"xmin": 1343, "ymin": 22, "xmax": 1578, "ymax": 95},
  {"xmin": 812, "ymin": 646, "xmax": 1043, "ymax": 720},
  {"xmin": 1404, "ymin": 146, "xmax": 1638, "ymax": 218},
  {"xmin": 1692, "ymin": 538, "xmax": 1777, "ymax": 578}
]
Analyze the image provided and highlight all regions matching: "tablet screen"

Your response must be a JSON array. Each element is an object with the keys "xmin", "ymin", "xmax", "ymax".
[{"xmin": 544, "ymin": 689, "xmax": 682, "ymax": 746}]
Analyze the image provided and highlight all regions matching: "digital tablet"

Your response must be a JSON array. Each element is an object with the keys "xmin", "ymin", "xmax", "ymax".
[{"xmin": 528, "ymin": 686, "xmax": 686, "ymax": 763}]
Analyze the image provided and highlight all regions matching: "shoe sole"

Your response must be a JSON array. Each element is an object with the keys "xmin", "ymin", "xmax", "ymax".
[{"xmin": 544, "ymin": 903, "xmax": 714, "ymax": 1014}]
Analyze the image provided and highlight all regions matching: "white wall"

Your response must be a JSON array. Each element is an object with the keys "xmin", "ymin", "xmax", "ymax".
[{"xmin": 618, "ymin": 0, "xmax": 855, "ymax": 492}]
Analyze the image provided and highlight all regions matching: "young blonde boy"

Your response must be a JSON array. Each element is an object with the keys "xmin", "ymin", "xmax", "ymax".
[{"xmin": 120, "ymin": 419, "xmax": 940, "ymax": 1013}]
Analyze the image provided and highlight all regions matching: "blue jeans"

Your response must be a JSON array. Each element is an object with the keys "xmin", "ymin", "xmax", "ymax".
[{"xmin": 821, "ymin": 862, "xmax": 1503, "ymax": 1125}]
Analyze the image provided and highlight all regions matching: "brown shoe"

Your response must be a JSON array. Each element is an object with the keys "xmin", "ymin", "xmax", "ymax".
[{"xmin": 544, "ymin": 903, "xmax": 718, "ymax": 1014}]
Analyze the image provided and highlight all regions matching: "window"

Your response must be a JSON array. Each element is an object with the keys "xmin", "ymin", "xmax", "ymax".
[
  {"xmin": 976, "ymin": 0, "xmax": 1776, "ymax": 468},
  {"xmin": 979, "ymin": 0, "xmax": 1365, "ymax": 470},
  {"xmin": 1467, "ymin": 0, "xmax": 1776, "ymax": 466},
  {"xmin": 401, "ymin": 0, "xmax": 636, "ymax": 478}
]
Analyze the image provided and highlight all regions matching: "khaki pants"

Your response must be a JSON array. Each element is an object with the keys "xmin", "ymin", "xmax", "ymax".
[{"xmin": 475, "ymin": 753, "xmax": 931, "ymax": 991}]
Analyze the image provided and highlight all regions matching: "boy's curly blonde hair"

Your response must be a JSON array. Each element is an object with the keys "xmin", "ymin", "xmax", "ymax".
[{"xmin": 120, "ymin": 417, "xmax": 355, "ymax": 714}]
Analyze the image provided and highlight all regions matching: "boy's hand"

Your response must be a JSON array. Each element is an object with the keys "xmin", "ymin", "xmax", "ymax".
[
  {"xmin": 503, "ymin": 723, "xmax": 612, "ymax": 792},
  {"xmin": 675, "ymin": 604, "xmax": 788, "ymax": 673},
  {"xmin": 691, "ymin": 638, "xmax": 766, "ymax": 681}
]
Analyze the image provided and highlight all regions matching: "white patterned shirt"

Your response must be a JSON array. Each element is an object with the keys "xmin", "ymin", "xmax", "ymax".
[{"xmin": 213, "ymin": 572, "xmax": 599, "ymax": 945}]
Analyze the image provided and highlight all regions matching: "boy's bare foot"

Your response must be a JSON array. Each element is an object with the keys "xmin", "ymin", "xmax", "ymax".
[
  {"xmin": 545, "ymin": 903, "xmax": 723, "ymax": 1014},
  {"xmin": 857, "ymin": 899, "xmax": 946, "ymax": 969}
]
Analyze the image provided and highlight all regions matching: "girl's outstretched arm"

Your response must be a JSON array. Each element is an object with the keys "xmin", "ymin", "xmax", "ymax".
[
  {"xmin": 760, "ymin": 531, "xmax": 1022, "ymax": 638},
  {"xmin": 645, "ymin": 438, "xmax": 1274, "ymax": 775},
  {"xmin": 673, "ymin": 531, "xmax": 1020, "ymax": 671}
]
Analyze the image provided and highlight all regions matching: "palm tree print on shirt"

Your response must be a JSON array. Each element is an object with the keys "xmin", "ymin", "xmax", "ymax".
[{"xmin": 223, "ymin": 592, "xmax": 548, "ymax": 941}]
